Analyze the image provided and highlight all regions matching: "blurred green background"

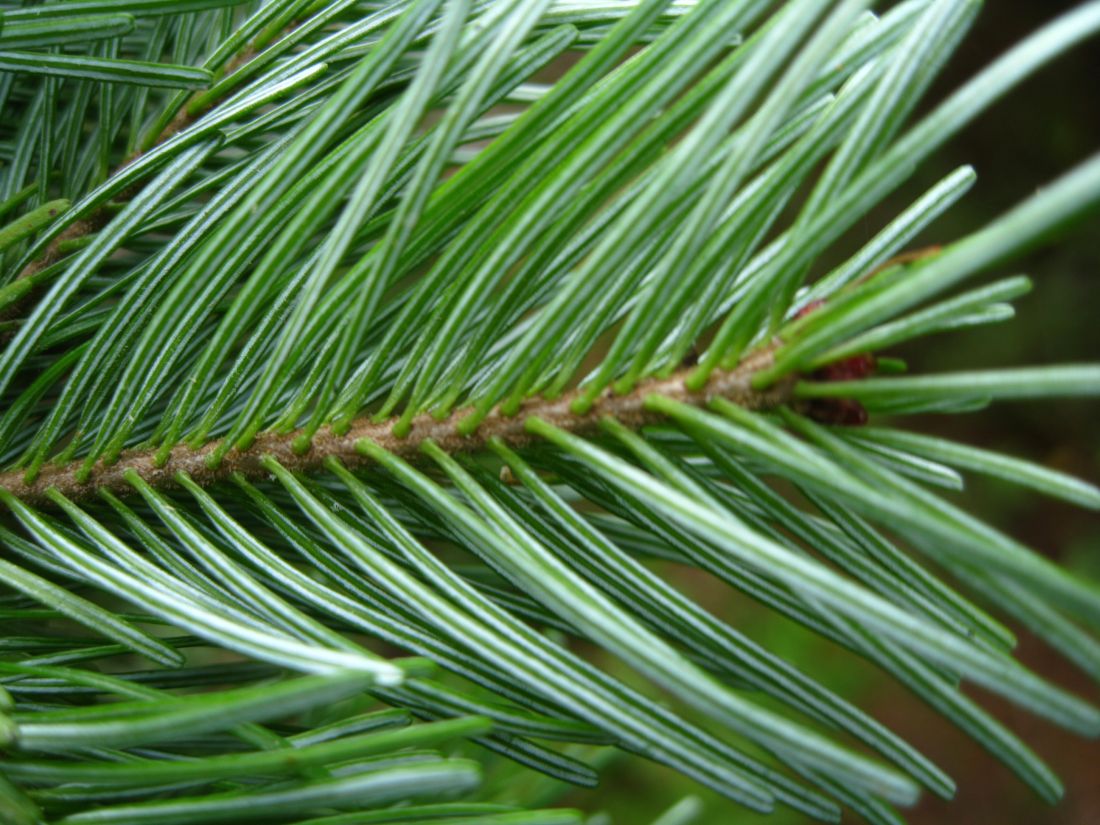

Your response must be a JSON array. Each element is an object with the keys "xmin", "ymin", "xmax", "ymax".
[{"xmin": 556, "ymin": 2, "xmax": 1100, "ymax": 822}]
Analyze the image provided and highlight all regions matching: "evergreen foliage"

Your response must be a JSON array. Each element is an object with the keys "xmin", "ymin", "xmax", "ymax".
[{"xmin": 0, "ymin": 1, "xmax": 1098, "ymax": 822}]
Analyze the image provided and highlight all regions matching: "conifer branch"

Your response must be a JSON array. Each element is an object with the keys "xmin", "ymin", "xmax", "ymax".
[
  {"xmin": 4, "ymin": 5, "xmax": 1100, "ymax": 820},
  {"xmin": 0, "ymin": 348, "xmax": 794, "ymax": 505}
]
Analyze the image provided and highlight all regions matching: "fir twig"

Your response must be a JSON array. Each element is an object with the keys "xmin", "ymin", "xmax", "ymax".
[{"xmin": 0, "ymin": 347, "xmax": 793, "ymax": 504}]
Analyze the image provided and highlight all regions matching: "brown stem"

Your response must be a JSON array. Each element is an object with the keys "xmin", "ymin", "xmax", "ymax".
[{"xmin": 0, "ymin": 348, "xmax": 795, "ymax": 506}]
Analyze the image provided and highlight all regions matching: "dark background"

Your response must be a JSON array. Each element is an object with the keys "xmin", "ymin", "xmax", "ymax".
[{"xmin": 569, "ymin": 2, "xmax": 1100, "ymax": 822}]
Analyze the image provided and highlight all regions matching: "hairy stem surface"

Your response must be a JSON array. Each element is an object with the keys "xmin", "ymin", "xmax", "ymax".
[{"xmin": 0, "ymin": 349, "xmax": 793, "ymax": 504}]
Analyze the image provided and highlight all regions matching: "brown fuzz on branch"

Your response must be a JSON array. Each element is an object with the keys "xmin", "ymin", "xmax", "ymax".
[{"xmin": 0, "ymin": 348, "xmax": 796, "ymax": 506}]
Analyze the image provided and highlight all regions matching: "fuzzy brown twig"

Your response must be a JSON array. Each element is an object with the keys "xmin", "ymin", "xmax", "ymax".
[{"xmin": 0, "ymin": 348, "xmax": 795, "ymax": 505}]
